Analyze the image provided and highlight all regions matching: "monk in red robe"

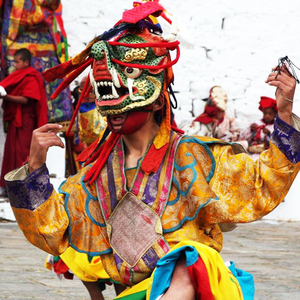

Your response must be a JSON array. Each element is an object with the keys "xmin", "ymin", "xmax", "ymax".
[{"xmin": 0, "ymin": 48, "xmax": 48, "ymax": 193}]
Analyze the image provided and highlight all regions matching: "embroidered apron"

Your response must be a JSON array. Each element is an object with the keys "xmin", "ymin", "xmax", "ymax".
[{"xmin": 96, "ymin": 132, "xmax": 181, "ymax": 285}]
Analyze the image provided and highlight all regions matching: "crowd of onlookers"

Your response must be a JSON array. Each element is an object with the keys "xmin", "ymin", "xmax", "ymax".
[{"xmin": 182, "ymin": 85, "xmax": 277, "ymax": 160}]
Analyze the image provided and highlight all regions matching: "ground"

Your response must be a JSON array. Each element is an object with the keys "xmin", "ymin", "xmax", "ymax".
[{"xmin": 0, "ymin": 220, "xmax": 299, "ymax": 299}]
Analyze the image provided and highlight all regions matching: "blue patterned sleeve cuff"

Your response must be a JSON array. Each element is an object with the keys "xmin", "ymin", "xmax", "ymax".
[
  {"xmin": 5, "ymin": 164, "xmax": 53, "ymax": 211},
  {"xmin": 271, "ymin": 114, "xmax": 300, "ymax": 164}
]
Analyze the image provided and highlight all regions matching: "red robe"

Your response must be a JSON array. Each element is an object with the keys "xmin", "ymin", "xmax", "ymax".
[{"xmin": 0, "ymin": 66, "xmax": 48, "ymax": 187}]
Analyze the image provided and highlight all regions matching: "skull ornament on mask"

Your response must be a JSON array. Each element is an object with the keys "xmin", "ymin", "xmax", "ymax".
[{"xmin": 90, "ymin": 29, "xmax": 169, "ymax": 116}]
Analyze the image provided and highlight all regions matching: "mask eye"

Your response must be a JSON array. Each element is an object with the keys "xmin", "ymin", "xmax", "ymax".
[{"xmin": 123, "ymin": 67, "xmax": 141, "ymax": 78}]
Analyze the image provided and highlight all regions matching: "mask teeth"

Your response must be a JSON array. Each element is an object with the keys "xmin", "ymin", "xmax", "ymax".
[
  {"xmin": 102, "ymin": 95, "xmax": 114, "ymax": 100},
  {"xmin": 127, "ymin": 78, "xmax": 145, "ymax": 101},
  {"xmin": 111, "ymin": 67, "xmax": 121, "ymax": 88},
  {"xmin": 90, "ymin": 69, "xmax": 101, "ymax": 100},
  {"xmin": 96, "ymin": 81, "xmax": 118, "ymax": 99},
  {"xmin": 111, "ymin": 84, "xmax": 119, "ymax": 98}
]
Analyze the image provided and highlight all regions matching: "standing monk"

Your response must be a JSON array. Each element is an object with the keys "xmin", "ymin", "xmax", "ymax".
[
  {"xmin": 4, "ymin": 2, "xmax": 300, "ymax": 299},
  {"xmin": 0, "ymin": 48, "xmax": 47, "ymax": 196}
]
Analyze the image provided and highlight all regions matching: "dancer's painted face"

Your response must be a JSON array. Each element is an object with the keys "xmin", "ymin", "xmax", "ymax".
[
  {"xmin": 107, "ymin": 109, "xmax": 151, "ymax": 135},
  {"xmin": 90, "ymin": 29, "xmax": 168, "ymax": 116}
]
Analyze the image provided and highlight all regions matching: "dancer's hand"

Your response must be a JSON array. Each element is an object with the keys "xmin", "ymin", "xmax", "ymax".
[
  {"xmin": 28, "ymin": 124, "xmax": 64, "ymax": 173},
  {"xmin": 266, "ymin": 65, "xmax": 296, "ymax": 125}
]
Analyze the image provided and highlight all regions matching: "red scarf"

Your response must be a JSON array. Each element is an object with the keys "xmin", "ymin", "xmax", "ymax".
[{"xmin": 193, "ymin": 105, "xmax": 222, "ymax": 124}]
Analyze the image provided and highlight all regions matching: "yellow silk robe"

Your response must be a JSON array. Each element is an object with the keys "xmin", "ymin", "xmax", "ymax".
[{"xmin": 5, "ymin": 116, "xmax": 300, "ymax": 284}]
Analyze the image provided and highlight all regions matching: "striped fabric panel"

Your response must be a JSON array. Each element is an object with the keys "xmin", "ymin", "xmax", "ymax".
[{"xmin": 154, "ymin": 133, "xmax": 181, "ymax": 216}]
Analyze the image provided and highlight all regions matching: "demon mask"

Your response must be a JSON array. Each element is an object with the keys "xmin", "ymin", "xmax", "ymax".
[{"xmin": 90, "ymin": 28, "xmax": 171, "ymax": 116}]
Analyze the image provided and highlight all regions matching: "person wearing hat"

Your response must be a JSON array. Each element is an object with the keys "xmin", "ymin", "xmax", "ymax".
[
  {"xmin": 240, "ymin": 96, "xmax": 278, "ymax": 159},
  {"xmin": 3, "ymin": 2, "xmax": 300, "ymax": 299},
  {"xmin": 183, "ymin": 86, "xmax": 241, "ymax": 142}
]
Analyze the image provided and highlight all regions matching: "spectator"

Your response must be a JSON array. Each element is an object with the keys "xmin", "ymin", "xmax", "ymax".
[
  {"xmin": 183, "ymin": 86, "xmax": 240, "ymax": 141},
  {"xmin": 239, "ymin": 96, "xmax": 277, "ymax": 159},
  {"xmin": 0, "ymin": 0, "xmax": 73, "ymax": 195},
  {"xmin": 0, "ymin": 48, "xmax": 48, "ymax": 197}
]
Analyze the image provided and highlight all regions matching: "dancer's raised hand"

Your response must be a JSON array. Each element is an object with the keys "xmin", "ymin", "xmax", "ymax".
[{"xmin": 28, "ymin": 123, "xmax": 64, "ymax": 173}]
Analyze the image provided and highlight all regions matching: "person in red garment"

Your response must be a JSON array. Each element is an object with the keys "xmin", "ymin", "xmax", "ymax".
[{"xmin": 0, "ymin": 48, "xmax": 48, "ymax": 196}]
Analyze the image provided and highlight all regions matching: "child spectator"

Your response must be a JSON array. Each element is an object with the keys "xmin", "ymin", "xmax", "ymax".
[
  {"xmin": 240, "ymin": 96, "xmax": 277, "ymax": 159},
  {"xmin": 0, "ymin": 48, "xmax": 48, "ymax": 197}
]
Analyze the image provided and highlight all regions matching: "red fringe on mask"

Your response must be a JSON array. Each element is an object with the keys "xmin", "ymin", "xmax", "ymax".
[
  {"xmin": 49, "ymin": 57, "xmax": 93, "ymax": 100},
  {"xmin": 83, "ymin": 132, "xmax": 121, "ymax": 183},
  {"xmin": 66, "ymin": 75, "xmax": 91, "ymax": 136}
]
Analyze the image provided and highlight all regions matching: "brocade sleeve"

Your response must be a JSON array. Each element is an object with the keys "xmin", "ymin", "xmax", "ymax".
[
  {"xmin": 200, "ymin": 114, "xmax": 300, "ymax": 224},
  {"xmin": 5, "ymin": 164, "xmax": 69, "ymax": 255}
]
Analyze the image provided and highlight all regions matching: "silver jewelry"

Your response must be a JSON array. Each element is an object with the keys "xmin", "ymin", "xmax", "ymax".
[{"xmin": 283, "ymin": 96, "xmax": 294, "ymax": 103}]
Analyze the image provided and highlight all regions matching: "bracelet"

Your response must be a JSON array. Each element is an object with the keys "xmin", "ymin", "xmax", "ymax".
[{"xmin": 283, "ymin": 96, "xmax": 294, "ymax": 103}]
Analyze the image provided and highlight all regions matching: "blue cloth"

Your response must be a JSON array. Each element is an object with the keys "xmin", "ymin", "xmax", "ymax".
[
  {"xmin": 79, "ymin": 102, "xmax": 96, "ymax": 113},
  {"xmin": 6, "ymin": 164, "xmax": 53, "ymax": 211},
  {"xmin": 149, "ymin": 246, "xmax": 198, "ymax": 300},
  {"xmin": 228, "ymin": 261, "xmax": 255, "ymax": 300},
  {"xmin": 271, "ymin": 115, "xmax": 300, "ymax": 163}
]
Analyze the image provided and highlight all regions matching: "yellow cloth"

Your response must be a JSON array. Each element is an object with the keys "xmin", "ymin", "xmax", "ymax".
[
  {"xmin": 60, "ymin": 247, "xmax": 110, "ymax": 282},
  {"xmin": 78, "ymin": 109, "xmax": 106, "ymax": 146},
  {"xmin": 114, "ymin": 241, "xmax": 243, "ymax": 300}
]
